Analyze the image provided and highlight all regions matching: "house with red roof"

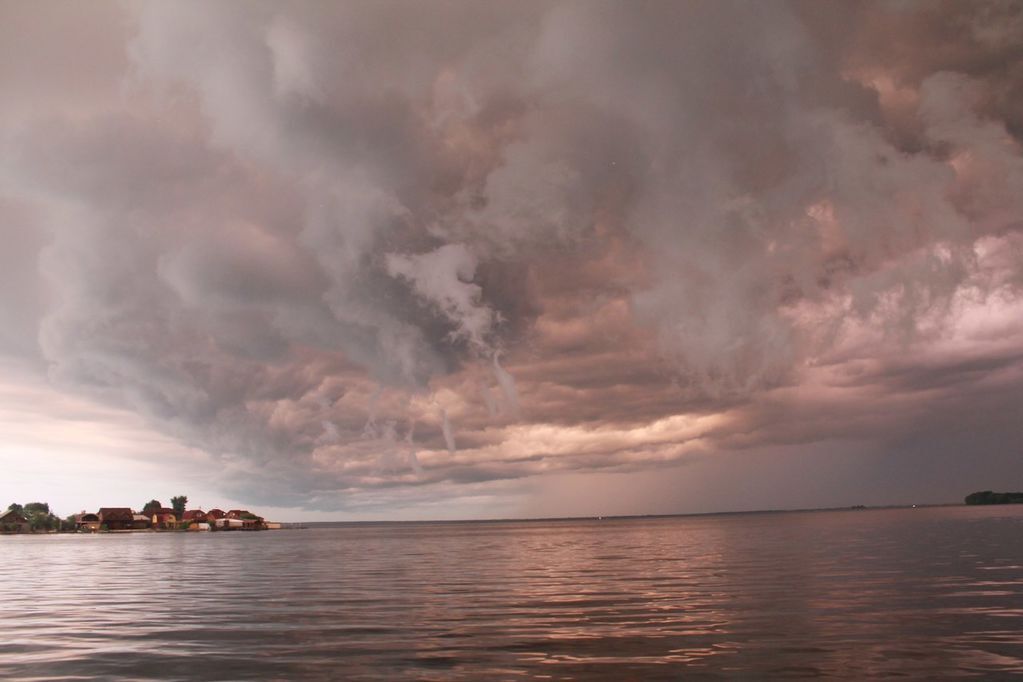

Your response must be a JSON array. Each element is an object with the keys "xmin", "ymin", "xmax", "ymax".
[
  {"xmin": 182, "ymin": 510, "xmax": 207, "ymax": 524},
  {"xmin": 225, "ymin": 509, "xmax": 265, "ymax": 529},
  {"xmin": 152, "ymin": 512, "xmax": 178, "ymax": 529}
]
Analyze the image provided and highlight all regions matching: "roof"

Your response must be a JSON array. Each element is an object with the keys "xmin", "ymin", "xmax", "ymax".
[
  {"xmin": 0, "ymin": 509, "xmax": 27, "ymax": 524},
  {"xmin": 76, "ymin": 513, "xmax": 99, "ymax": 522},
  {"xmin": 206, "ymin": 509, "xmax": 225, "ymax": 518},
  {"xmin": 98, "ymin": 508, "xmax": 134, "ymax": 522},
  {"xmin": 183, "ymin": 510, "xmax": 207, "ymax": 520}
]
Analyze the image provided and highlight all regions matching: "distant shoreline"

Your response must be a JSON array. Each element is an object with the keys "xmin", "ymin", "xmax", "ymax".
[
  {"xmin": 289, "ymin": 502, "xmax": 973, "ymax": 527},
  {"xmin": 8, "ymin": 503, "xmax": 1010, "ymax": 535}
]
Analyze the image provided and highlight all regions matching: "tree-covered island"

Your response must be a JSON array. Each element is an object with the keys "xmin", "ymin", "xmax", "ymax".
[{"xmin": 964, "ymin": 491, "xmax": 1023, "ymax": 505}]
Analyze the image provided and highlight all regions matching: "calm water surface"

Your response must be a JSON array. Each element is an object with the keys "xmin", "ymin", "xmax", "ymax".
[{"xmin": 2, "ymin": 505, "xmax": 1023, "ymax": 680}]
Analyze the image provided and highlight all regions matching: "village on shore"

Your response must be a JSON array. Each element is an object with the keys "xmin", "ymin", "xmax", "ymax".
[{"xmin": 1, "ymin": 497, "xmax": 284, "ymax": 534}]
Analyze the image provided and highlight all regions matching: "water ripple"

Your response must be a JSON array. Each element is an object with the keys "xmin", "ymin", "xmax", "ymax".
[{"xmin": 2, "ymin": 506, "xmax": 1023, "ymax": 679}]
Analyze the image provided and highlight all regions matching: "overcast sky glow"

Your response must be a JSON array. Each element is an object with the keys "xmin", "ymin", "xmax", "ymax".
[{"xmin": 2, "ymin": 1, "xmax": 1022, "ymax": 521}]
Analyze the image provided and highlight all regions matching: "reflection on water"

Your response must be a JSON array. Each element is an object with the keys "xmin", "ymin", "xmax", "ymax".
[{"xmin": 2, "ymin": 505, "xmax": 1023, "ymax": 680}]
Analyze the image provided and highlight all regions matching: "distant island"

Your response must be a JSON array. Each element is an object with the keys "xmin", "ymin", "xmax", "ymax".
[
  {"xmin": 964, "ymin": 491, "xmax": 1023, "ymax": 505},
  {"xmin": 0, "ymin": 496, "xmax": 282, "ymax": 534}
]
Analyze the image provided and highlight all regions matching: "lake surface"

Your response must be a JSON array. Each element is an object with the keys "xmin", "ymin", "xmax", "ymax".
[{"xmin": 2, "ymin": 505, "xmax": 1023, "ymax": 680}]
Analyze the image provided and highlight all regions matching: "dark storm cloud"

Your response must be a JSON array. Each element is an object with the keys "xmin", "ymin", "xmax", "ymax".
[{"xmin": 2, "ymin": 0, "xmax": 1023, "ymax": 511}]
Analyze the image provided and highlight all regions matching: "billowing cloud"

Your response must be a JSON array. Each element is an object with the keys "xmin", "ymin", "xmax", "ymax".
[{"xmin": 2, "ymin": 1, "xmax": 1023, "ymax": 514}]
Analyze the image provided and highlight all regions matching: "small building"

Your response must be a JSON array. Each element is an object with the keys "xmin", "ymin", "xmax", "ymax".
[
  {"xmin": 187, "ymin": 522, "xmax": 211, "ymax": 532},
  {"xmin": 215, "ymin": 518, "xmax": 244, "ymax": 530},
  {"xmin": 97, "ymin": 508, "xmax": 134, "ymax": 531},
  {"xmin": 182, "ymin": 510, "xmax": 208, "ymax": 524},
  {"xmin": 225, "ymin": 510, "xmax": 264, "ymax": 528},
  {"xmin": 76, "ymin": 512, "xmax": 100, "ymax": 532},
  {"xmin": 131, "ymin": 514, "xmax": 151, "ymax": 530},
  {"xmin": 206, "ymin": 509, "xmax": 226, "ymax": 520},
  {"xmin": 0, "ymin": 509, "xmax": 30, "ymax": 533},
  {"xmin": 152, "ymin": 512, "xmax": 178, "ymax": 529}
]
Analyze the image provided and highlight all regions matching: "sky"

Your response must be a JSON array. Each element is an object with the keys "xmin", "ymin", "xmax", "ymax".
[{"xmin": 1, "ymin": 1, "xmax": 1022, "ymax": 521}]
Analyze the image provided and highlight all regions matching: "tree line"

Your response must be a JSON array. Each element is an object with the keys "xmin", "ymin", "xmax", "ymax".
[
  {"xmin": 5, "ymin": 502, "xmax": 74, "ymax": 532},
  {"xmin": 964, "ymin": 491, "xmax": 1023, "ymax": 505}
]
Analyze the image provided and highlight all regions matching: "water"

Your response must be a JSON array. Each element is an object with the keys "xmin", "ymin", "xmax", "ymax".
[{"xmin": 2, "ymin": 505, "xmax": 1023, "ymax": 680}]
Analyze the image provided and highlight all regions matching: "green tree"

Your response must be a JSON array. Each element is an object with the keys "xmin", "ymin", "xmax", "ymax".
[
  {"xmin": 20, "ymin": 502, "xmax": 58, "ymax": 531},
  {"xmin": 965, "ymin": 490, "xmax": 1023, "ymax": 505},
  {"xmin": 142, "ymin": 500, "xmax": 163, "ymax": 516},
  {"xmin": 7, "ymin": 503, "xmax": 24, "ymax": 515},
  {"xmin": 170, "ymin": 495, "xmax": 188, "ymax": 516}
]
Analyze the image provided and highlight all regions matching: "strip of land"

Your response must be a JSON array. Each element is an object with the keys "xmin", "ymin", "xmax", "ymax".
[{"xmin": 1, "ymin": 498, "xmax": 282, "ymax": 534}]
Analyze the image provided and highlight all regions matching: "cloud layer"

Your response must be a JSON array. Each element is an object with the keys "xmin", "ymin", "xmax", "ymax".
[{"xmin": 2, "ymin": 1, "xmax": 1023, "ymax": 513}]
